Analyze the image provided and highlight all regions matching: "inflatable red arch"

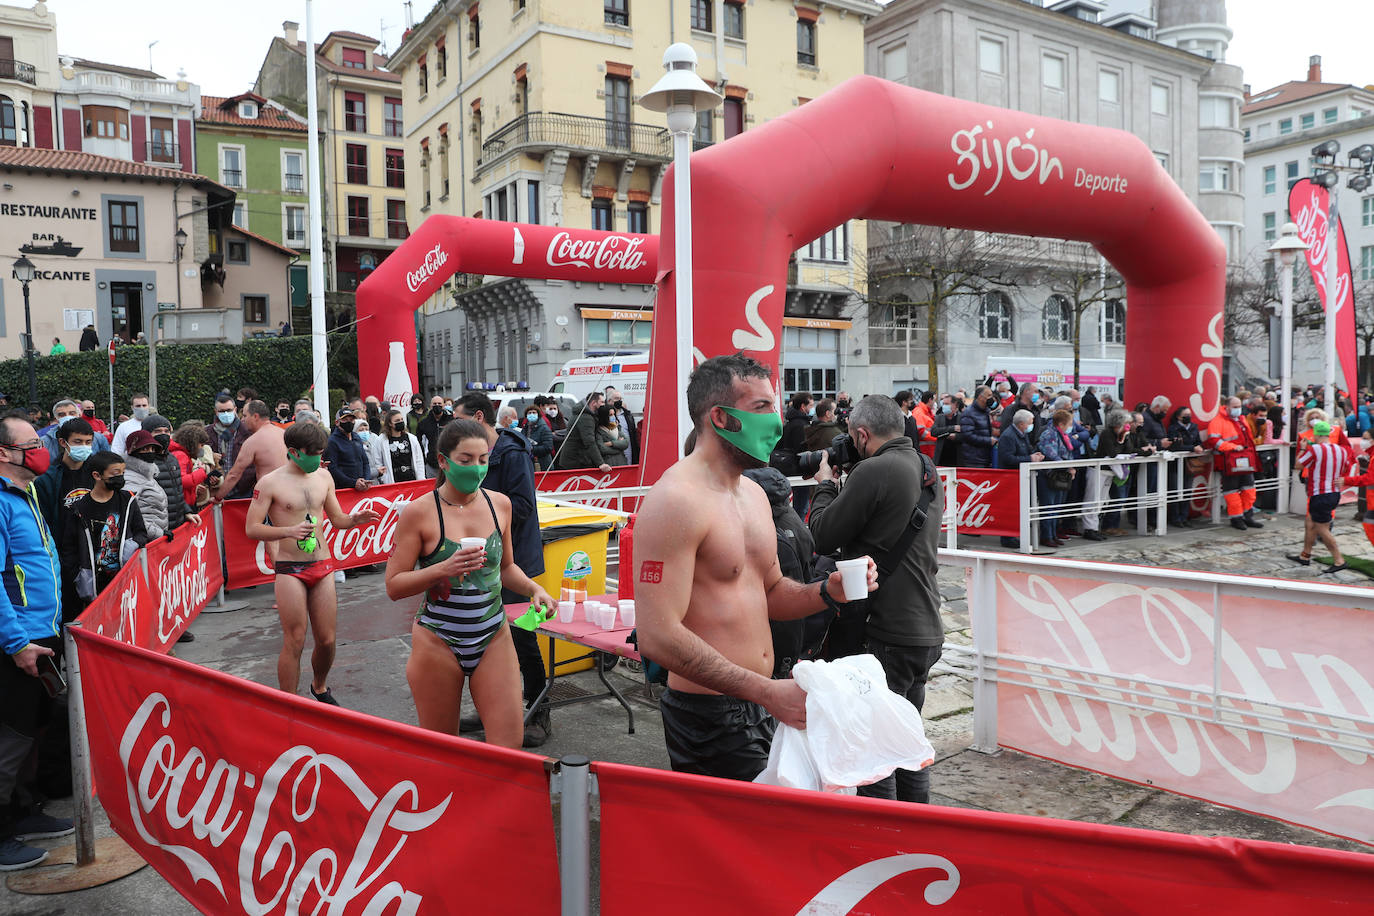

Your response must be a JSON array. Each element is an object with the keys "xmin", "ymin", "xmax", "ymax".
[{"xmin": 358, "ymin": 75, "xmax": 1224, "ymax": 485}]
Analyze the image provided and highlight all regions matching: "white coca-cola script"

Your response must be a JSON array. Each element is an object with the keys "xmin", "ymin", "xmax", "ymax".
[
  {"xmin": 953, "ymin": 478, "xmax": 1002, "ymax": 530},
  {"xmin": 405, "ymin": 244, "xmax": 449, "ymax": 293},
  {"xmin": 119, "ymin": 692, "xmax": 450, "ymax": 913},
  {"xmin": 155, "ymin": 526, "xmax": 211, "ymax": 644},
  {"xmin": 797, "ymin": 854, "xmax": 959, "ymax": 913},
  {"xmin": 545, "ymin": 231, "xmax": 647, "ymax": 271}
]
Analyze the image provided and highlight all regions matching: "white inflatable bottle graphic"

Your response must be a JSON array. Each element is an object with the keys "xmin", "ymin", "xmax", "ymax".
[
  {"xmin": 512, "ymin": 226, "xmax": 525, "ymax": 265},
  {"xmin": 383, "ymin": 341, "xmax": 413, "ymax": 409}
]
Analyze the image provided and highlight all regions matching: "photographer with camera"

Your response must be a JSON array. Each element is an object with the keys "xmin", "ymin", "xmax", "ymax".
[{"xmin": 807, "ymin": 396, "xmax": 944, "ymax": 804}]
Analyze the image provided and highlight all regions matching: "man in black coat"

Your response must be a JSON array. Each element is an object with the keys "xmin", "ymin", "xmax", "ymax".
[
  {"xmin": 454, "ymin": 392, "xmax": 552, "ymax": 748},
  {"xmin": 604, "ymin": 386, "xmax": 639, "ymax": 464},
  {"xmin": 323, "ymin": 408, "xmax": 373, "ymax": 492},
  {"xmin": 957, "ymin": 387, "xmax": 997, "ymax": 468},
  {"xmin": 416, "ymin": 395, "xmax": 449, "ymax": 472},
  {"xmin": 558, "ymin": 393, "xmax": 608, "ymax": 471}
]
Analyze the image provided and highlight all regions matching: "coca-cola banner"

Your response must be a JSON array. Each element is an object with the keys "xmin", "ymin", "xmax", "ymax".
[
  {"xmin": 220, "ymin": 480, "xmax": 434, "ymax": 589},
  {"xmin": 946, "ymin": 469, "xmax": 1019, "ymax": 537},
  {"xmin": 143, "ymin": 514, "xmax": 223, "ymax": 652},
  {"xmin": 993, "ymin": 568, "xmax": 1374, "ymax": 843},
  {"xmin": 536, "ymin": 464, "xmax": 644, "ymax": 513},
  {"xmin": 1289, "ymin": 178, "xmax": 1359, "ymax": 398},
  {"xmin": 76, "ymin": 559, "xmax": 155, "ymax": 648},
  {"xmin": 355, "ymin": 219, "xmax": 659, "ymax": 410},
  {"xmin": 595, "ymin": 761, "xmax": 1374, "ymax": 915},
  {"xmin": 70, "ymin": 627, "xmax": 560, "ymax": 914}
]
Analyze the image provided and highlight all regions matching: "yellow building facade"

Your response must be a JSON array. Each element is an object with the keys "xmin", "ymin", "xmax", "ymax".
[{"xmin": 390, "ymin": 0, "xmax": 879, "ymax": 398}]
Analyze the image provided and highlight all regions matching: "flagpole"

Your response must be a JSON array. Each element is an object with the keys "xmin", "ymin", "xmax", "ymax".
[
  {"xmin": 1323, "ymin": 184, "xmax": 1338, "ymax": 413},
  {"xmin": 306, "ymin": 0, "xmax": 330, "ymax": 420}
]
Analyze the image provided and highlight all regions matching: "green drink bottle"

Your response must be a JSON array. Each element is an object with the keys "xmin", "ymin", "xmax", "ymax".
[{"xmin": 297, "ymin": 513, "xmax": 318, "ymax": 553}]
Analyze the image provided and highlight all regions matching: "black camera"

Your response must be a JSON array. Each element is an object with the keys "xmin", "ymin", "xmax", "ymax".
[{"xmin": 797, "ymin": 433, "xmax": 861, "ymax": 478}]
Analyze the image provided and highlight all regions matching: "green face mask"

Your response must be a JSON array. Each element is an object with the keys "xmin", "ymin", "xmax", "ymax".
[
  {"xmin": 712, "ymin": 405, "xmax": 783, "ymax": 464},
  {"xmin": 290, "ymin": 450, "xmax": 322, "ymax": 473},
  {"xmin": 442, "ymin": 459, "xmax": 488, "ymax": 494}
]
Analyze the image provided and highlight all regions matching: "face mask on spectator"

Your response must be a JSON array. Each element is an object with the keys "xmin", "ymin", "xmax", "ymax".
[
  {"xmin": 133, "ymin": 406, "xmax": 150, "ymax": 421},
  {"xmin": 104, "ymin": 474, "xmax": 125, "ymax": 491},
  {"xmin": 218, "ymin": 410, "xmax": 236, "ymax": 425},
  {"xmin": 68, "ymin": 444, "xmax": 93, "ymax": 462},
  {"xmin": 56, "ymin": 413, "xmax": 76, "ymax": 427},
  {"xmin": 546, "ymin": 407, "xmax": 558, "ymax": 417},
  {"xmin": 1229, "ymin": 407, "xmax": 1242, "ymax": 418},
  {"xmin": 1179, "ymin": 415, "xmax": 1192, "ymax": 425},
  {"xmin": 940, "ymin": 403, "xmax": 951, "ymax": 414},
  {"xmin": 83, "ymin": 408, "xmax": 96, "ymax": 419},
  {"xmin": 392, "ymin": 420, "xmax": 406, "ymax": 433},
  {"xmin": 526, "ymin": 412, "xmax": 539, "ymax": 423},
  {"xmin": 1030, "ymin": 394, "xmax": 1040, "ymax": 405}
]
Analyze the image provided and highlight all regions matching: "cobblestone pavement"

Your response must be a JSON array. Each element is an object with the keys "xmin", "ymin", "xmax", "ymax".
[{"xmin": 4, "ymin": 512, "xmax": 1369, "ymax": 912}]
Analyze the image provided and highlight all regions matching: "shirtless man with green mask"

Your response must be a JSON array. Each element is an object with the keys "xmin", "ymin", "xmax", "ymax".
[
  {"xmin": 246, "ymin": 419, "xmax": 378, "ymax": 705},
  {"xmin": 633, "ymin": 353, "xmax": 876, "ymax": 781}
]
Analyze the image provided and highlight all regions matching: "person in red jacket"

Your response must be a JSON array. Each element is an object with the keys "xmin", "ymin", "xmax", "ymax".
[
  {"xmin": 169, "ymin": 422, "xmax": 213, "ymax": 512},
  {"xmin": 1339, "ymin": 448, "xmax": 1374, "ymax": 556},
  {"xmin": 1206, "ymin": 395, "xmax": 1263, "ymax": 531},
  {"xmin": 79, "ymin": 400, "xmax": 108, "ymax": 436}
]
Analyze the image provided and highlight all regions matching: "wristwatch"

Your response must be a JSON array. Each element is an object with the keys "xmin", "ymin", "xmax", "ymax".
[{"xmin": 818, "ymin": 578, "xmax": 843, "ymax": 613}]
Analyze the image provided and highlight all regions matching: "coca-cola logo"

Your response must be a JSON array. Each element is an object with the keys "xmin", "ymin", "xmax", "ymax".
[
  {"xmin": 546, "ymin": 231, "xmax": 647, "ymax": 272},
  {"xmin": 155, "ymin": 527, "xmax": 211, "ymax": 644},
  {"xmin": 953, "ymin": 478, "xmax": 1002, "ymax": 529},
  {"xmin": 252, "ymin": 491, "xmax": 418, "ymax": 575},
  {"xmin": 118, "ymin": 692, "xmax": 450, "ymax": 911},
  {"xmin": 405, "ymin": 244, "xmax": 448, "ymax": 293}
]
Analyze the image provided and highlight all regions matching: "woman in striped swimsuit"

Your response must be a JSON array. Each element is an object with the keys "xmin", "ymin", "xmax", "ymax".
[{"xmin": 386, "ymin": 419, "xmax": 555, "ymax": 747}]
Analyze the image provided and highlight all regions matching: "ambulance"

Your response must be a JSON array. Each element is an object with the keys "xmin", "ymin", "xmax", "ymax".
[{"xmin": 549, "ymin": 354, "xmax": 650, "ymax": 412}]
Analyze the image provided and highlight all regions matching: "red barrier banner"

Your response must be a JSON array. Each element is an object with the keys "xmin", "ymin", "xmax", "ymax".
[
  {"xmin": 143, "ymin": 514, "xmax": 223, "ymax": 652},
  {"xmin": 220, "ymin": 479, "xmax": 434, "ymax": 589},
  {"xmin": 75, "ymin": 559, "xmax": 154, "ymax": 647},
  {"xmin": 947, "ymin": 468, "xmax": 1019, "ymax": 537},
  {"xmin": 595, "ymin": 761, "xmax": 1374, "ymax": 915},
  {"xmin": 70, "ymin": 628, "xmax": 560, "ymax": 914},
  {"xmin": 536, "ymin": 464, "xmax": 644, "ymax": 512},
  {"xmin": 993, "ymin": 567, "xmax": 1374, "ymax": 843}
]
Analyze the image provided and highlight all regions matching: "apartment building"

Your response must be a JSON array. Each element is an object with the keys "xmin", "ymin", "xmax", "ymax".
[
  {"xmin": 195, "ymin": 92, "xmax": 310, "ymax": 325},
  {"xmin": 860, "ymin": 0, "xmax": 1238, "ymax": 396},
  {"xmin": 256, "ymin": 23, "xmax": 407, "ymax": 328},
  {"xmin": 388, "ymin": 0, "xmax": 879, "ymax": 397},
  {"xmin": 1239, "ymin": 55, "xmax": 1374, "ymax": 387}
]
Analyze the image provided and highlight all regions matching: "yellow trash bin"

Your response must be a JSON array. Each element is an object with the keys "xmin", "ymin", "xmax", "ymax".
[{"xmin": 532, "ymin": 503, "xmax": 620, "ymax": 675}]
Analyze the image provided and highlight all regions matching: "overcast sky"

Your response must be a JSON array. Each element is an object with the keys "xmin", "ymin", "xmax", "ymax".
[{"xmin": 48, "ymin": 0, "xmax": 1370, "ymax": 99}]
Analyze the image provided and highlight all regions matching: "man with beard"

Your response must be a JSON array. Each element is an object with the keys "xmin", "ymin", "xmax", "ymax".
[{"xmin": 634, "ymin": 354, "xmax": 876, "ymax": 781}]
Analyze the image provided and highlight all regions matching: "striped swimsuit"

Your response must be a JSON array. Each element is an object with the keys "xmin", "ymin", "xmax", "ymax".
[{"xmin": 415, "ymin": 489, "xmax": 505, "ymax": 674}]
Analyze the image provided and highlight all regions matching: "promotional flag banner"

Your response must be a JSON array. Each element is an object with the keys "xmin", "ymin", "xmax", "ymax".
[{"xmin": 1289, "ymin": 178, "xmax": 1359, "ymax": 398}]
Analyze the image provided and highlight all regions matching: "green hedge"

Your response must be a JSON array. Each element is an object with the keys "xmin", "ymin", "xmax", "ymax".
[{"xmin": 12, "ymin": 333, "xmax": 360, "ymax": 427}]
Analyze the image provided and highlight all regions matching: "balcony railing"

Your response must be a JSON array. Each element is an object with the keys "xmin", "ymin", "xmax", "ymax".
[
  {"xmin": 0, "ymin": 59, "xmax": 36, "ymax": 85},
  {"xmin": 478, "ymin": 111, "xmax": 672, "ymax": 168},
  {"xmin": 284, "ymin": 172, "xmax": 304, "ymax": 193},
  {"xmin": 221, "ymin": 168, "xmax": 243, "ymax": 188},
  {"xmin": 145, "ymin": 141, "xmax": 179, "ymax": 164}
]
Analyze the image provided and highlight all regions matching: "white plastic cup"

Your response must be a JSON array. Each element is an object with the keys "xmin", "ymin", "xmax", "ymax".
[
  {"xmin": 835, "ymin": 557, "xmax": 870, "ymax": 601},
  {"xmin": 557, "ymin": 601, "xmax": 575, "ymax": 624},
  {"xmin": 620, "ymin": 603, "xmax": 636, "ymax": 628},
  {"xmin": 601, "ymin": 606, "xmax": 618, "ymax": 629},
  {"xmin": 459, "ymin": 536, "xmax": 486, "ymax": 553}
]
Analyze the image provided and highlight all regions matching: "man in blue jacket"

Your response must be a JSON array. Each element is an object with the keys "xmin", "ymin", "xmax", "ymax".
[
  {"xmin": 454, "ymin": 391, "xmax": 552, "ymax": 748},
  {"xmin": 0, "ymin": 411, "xmax": 74, "ymax": 870},
  {"xmin": 324, "ymin": 408, "xmax": 374, "ymax": 493}
]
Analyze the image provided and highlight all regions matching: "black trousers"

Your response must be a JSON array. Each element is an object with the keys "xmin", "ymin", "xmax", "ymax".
[
  {"xmin": 0, "ymin": 635, "xmax": 62, "ymax": 830},
  {"xmin": 856, "ymin": 640, "xmax": 943, "ymax": 804},
  {"xmin": 503, "ymin": 587, "xmax": 548, "ymax": 707}
]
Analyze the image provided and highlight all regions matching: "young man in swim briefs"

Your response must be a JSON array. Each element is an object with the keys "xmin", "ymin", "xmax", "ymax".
[{"xmin": 246, "ymin": 421, "xmax": 379, "ymax": 704}]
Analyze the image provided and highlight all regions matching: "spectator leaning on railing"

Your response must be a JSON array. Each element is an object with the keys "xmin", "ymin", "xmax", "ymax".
[{"xmin": 1036, "ymin": 410, "xmax": 1076, "ymax": 548}]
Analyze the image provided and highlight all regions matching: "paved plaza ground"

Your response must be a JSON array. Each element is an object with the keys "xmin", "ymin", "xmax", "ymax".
[{"xmin": 4, "ymin": 508, "xmax": 1371, "ymax": 913}]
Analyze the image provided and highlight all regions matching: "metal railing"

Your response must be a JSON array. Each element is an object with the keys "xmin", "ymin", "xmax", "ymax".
[
  {"xmin": 221, "ymin": 168, "xmax": 243, "ymax": 188},
  {"xmin": 0, "ymin": 58, "xmax": 36, "ymax": 85},
  {"xmin": 478, "ymin": 111, "xmax": 672, "ymax": 167},
  {"xmin": 1015, "ymin": 443, "xmax": 1292, "ymax": 552},
  {"xmin": 283, "ymin": 172, "xmax": 304, "ymax": 193},
  {"xmin": 145, "ymin": 141, "xmax": 179, "ymax": 163}
]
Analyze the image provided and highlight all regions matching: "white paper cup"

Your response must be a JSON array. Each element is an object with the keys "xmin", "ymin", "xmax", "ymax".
[
  {"xmin": 459, "ymin": 537, "xmax": 486, "ymax": 553},
  {"xmin": 557, "ymin": 601, "xmax": 575, "ymax": 624},
  {"xmin": 836, "ymin": 557, "xmax": 870, "ymax": 601}
]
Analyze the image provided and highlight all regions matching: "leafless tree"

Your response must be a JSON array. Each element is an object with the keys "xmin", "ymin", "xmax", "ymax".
[
  {"xmin": 863, "ymin": 224, "xmax": 1023, "ymax": 393},
  {"xmin": 1043, "ymin": 244, "xmax": 1124, "ymax": 384}
]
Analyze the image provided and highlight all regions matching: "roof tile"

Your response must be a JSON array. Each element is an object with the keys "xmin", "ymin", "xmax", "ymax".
[
  {"xmin": 1243, "ymin": 81, "xmax": 1354, "ymax": 115},
  {"xmin": 0, "ymin": 147, "xmax": 224, "ymax": 189},
  {"xmin": 199, "ymin": 94, "xmax": 307, "ymax": 131}
]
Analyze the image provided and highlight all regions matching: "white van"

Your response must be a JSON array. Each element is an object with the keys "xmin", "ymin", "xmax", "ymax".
[{"xmin": 549, "ymin": 354, "xmax": 649, "ymax": 412}]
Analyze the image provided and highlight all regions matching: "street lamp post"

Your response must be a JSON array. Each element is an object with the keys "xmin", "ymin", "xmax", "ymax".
[
  {"xmin": 1269, "ymin": 222, "xmax": 1309, "ymax": 516},
  {"xmin": 639, "ymin": 44, "xmax": 722, "ymax": 461},
  {"xmin": 1311, "ymin": 140, "xmax": 1374, "ymax": 413},
  {"xmin": 1269, "ymin": 222, "xmax": 1309, "ymax": 447},
  {"xmin": 12, "ymin": 255, "xmax": 36, "ymax": 407}
]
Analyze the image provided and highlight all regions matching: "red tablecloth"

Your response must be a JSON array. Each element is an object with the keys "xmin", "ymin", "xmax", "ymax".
[{"xmin": 503, "ymin": 595, "xmax": 641, "ymax": 660}]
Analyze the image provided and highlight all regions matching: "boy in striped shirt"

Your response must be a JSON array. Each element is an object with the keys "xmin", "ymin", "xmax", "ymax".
[{"xmin": 1288, "ymin": 420, "xmax": 1349, "ymax": 573}]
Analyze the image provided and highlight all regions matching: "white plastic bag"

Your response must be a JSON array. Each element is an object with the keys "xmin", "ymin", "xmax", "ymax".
[{"xmin": 755, "ymin": 655, "xmax": 935, "ymax": 793}]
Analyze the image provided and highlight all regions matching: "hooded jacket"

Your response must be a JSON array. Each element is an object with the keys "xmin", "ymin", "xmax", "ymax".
[
  {"xmin": 957, "ymin": 401, "xmax": 996, "ymax": 468},
  {"xmin": 121, "ymin": 453, "xmax": 167, "ymax": 538},
  {"xmin": 558, "ymin": 401, "xmax": 604, "ymax": 470},
  {"xmin": 743, "ymin": 466, "xmax": 822, "ymax": 678},
  {"xmin": 483, "ymin": 427, "xmax": 544, "ymax": 601},
  {"xmin": 152, "ymin": 452, "xmax": 190, "ymax": 531}
]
